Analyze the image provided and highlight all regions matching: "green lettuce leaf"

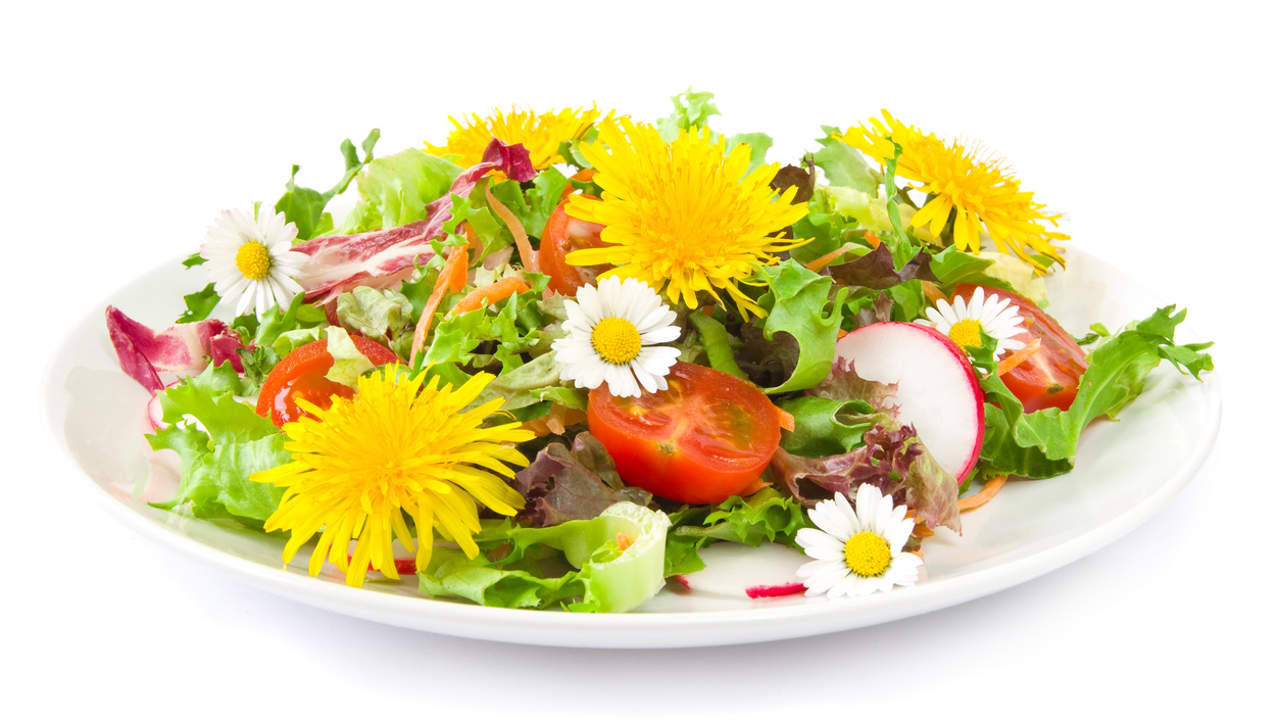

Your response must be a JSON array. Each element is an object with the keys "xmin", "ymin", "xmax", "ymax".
[
  {"xmin": 813, "ymin": 125, "xmax": 880, "ymax": 192},
  {"xmin": 231, "ymin": 293, "xmax": 328, "ymax": 393},
  {"xmin": 420, "ymin": 276, "xmax": 550, "ymax": 374},
  {"xmin": 419, "ymin": 502, "xmax": 670, "ymax": 612},
  {"xmin": 978, "ymin": 306, "xmax": 1214, "ymax": 478},
  {"xmin": 147, "ymin": 363, "xmax": 286, "ymax": 524},
  {"xmin": 339, "ymin": 149, "xmax": 461, "ymax": 234},
  {"xmin": 275, "ymin": 129, "xmax": 380, "ymax": 241},
  {"xmin": 335, "ymin": 287, "xmax": 413, "ymax": 345},
  {"xmin": 323, "ymin": 327, "xmax": 375, "ymax": 387},
  {"xmin": 663, "ymin": 488, "xmax": 807, "ymax": 576},
  {"xmin": 489, "ymin": 168, "xmax": 571, "ymax": 240},
  {"xmin": 176, "ymin": 283, "xmax": 220, "ymax": 323},
  {"xmin": 656, "ymin": 88, "xmax": 720, "ymax": 139},
  {"xmin": 753, "ymin": 259, "xmax": 850, "ymax": 393}
]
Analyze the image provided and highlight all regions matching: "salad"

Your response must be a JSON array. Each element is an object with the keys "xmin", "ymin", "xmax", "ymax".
[{"xmin": 104, "ymin": 90, "xmax": 1214, "ymax": 611}]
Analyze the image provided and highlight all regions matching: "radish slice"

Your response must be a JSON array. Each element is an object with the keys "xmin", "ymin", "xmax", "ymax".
[{"xmin": 834, "ymin": 322, "xmax": 984, "ymax": 482}]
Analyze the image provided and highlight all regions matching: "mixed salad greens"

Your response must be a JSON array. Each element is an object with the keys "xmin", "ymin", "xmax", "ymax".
[{"xmin": 106, "ymin": 91, "xmax": 1214, "ymax": 611}]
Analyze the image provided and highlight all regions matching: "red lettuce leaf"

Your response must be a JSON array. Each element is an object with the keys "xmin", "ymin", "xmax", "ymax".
[
  {"xmin": 510, "ymin": 432, "xmax": 652, "ymax": 528},
  {"xmin": 771, "ymin": 423, "xmax": 960, "ymax": 532},
  {"xmin": 828, "ymin": 243, "xmax": 934, "ymax": 290}
]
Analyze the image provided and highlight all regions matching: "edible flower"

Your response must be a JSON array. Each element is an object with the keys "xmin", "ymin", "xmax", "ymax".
[
  {"xmin": 202, "ymin": 208, "xmax": 306, "ymax": 317},
  {"xmin": 424, "ymin": 106, "xmax": 616, "ymax": 172},
  {"xmin": 564, "ymin": 119, "xmax": 809, "ymax": 318},
  {"xmin": 835, "ymin": 110, "xmax": 1067, "ymax": 270},
  {"xmin": 795, "ymin": 484, "xmax": 922, "ymax": 598},
  {"xmin": 251, "ymin": 366, "xmax": 533, "ymax": 587},
  {"xmin": 921, "ymin": 285, "xmax": 1027, "ymax": 359},
  {"xmin": 551, "ymin": 276, "xmax": 681, "ymax": 398}
]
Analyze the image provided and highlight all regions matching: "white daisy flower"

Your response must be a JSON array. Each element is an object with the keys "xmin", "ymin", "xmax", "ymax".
[
  {"xmin": 551, "ymin": 276, "xmax": 682, "ymax": 398},
  {"xmin": 921, "ymin": 285, "xmax": 1026, "ymax": 359},
  {"xmin": 795, "ymin": 484, "xmax": 923, "ymax": 598},
  {"xmin": 201, "ymin": 208, "xmax": 306, "ymax": 318}
]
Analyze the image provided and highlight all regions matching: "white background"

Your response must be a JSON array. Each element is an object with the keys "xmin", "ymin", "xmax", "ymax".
[{"xmin": 4, "ymin": 1, "xmax": 1275, "ymax": 716}]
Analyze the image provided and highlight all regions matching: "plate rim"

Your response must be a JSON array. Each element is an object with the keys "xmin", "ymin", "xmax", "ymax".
[{"xmin": 43, "ymin": 249, "xmax": 1223, "ymax": 648}]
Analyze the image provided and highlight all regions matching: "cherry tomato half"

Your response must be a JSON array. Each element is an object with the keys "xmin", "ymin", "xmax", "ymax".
[
  {"xmin": 587, "ymin": 362, "xmax": 781, "ymax": 504},
  {"xmin": 538, "ymin": 196, "xmax": 609, "ymax": 296},
  {"xmin": 255, "ymin": 336, "xmax": 398, "ymax": 427},
  {"xmin": 954, "ymin": 284, "xmax": 1088, "ymax": 412}
]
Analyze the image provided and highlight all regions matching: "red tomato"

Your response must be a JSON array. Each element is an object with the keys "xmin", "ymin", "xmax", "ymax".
[
  {"xmin": 255, "ymin": 336, "xmax": 399, "ymax": 426},
  {"xmin": 538, "ymin": 196, "xmax": 609, "ymax": 295},
  {"xmin": 954, "ymin": 284, "xmax": 1088, "ymax": 412},
  {"xmin": 587, "ymin": 362, "xmax": 781, "ymax": 504}
]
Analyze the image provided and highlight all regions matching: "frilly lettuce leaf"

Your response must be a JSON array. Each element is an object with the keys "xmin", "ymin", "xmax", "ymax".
[
  {"xmin": 323, "ymin": 327, "xmax": 374, "ymax": 387},
  {"xmin": 419, "ymin": 502, "xmax": 670, "ymax": 612},
  {"xmin": 509, "ymin": 432, "xmax": 652, "ymax": 528},
  {"xmin": 656, "ymin": 88, "xmax": 720, "ymax": 139},
  {"xmin": 813, "ymin": 125, "xmax": 880, "ymax": 193},
  {"xmin": 772, "ymin": 424, "xmax": 960, "ymax": 532},
  {"xmin": 752, "ymin": 259, "xmax": 851, "ymax": 393},
  {"xmin": 421, "ymin": 275, "xmax": 550, "ymax": 374},
  {"xmin": 489, "ymin": 167, "xmax": 572, "ymax": 240},
  {"xmin": 147, "ymin": 363, "xmax": 286, "ymax": 525},
  {"xmin": 336, "ymin": 286, "xmax": 413, "ymax": 339},
  {"xmin": 230, "ymin": 293, "xmax": 328, "ymax": 393},
  {"xmin": 663, "ymin": 488, "xmax": 807, "ymax": 576},
  {"xmin": 978, "ymin": 305, "xmax": 1214, "ymax": 478},
  {"xmin": 339, "ymin": 149, "xmax": 461, "ymax": 234},
  {"xmin": 274, "ymin": 129, "xmax": 380, "ymax": 241}
]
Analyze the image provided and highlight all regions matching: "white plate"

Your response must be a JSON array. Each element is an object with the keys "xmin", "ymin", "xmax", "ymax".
[{"xmin": 43, "ymin": 250, "xmax": 1220, "ymax": 648}]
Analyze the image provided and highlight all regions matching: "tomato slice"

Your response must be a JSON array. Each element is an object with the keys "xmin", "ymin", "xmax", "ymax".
[
  {"xmin": 953, "ymin": 284, "xmax": 1088, "ymax": 412},
  {"xmin": 538, "ymin": 195, "xmax": 609, "ymax": 296},
  {"xmin": 255, "ymin": 336, "xmax": 399, "ymax": 426},
  {"xmin": 587, "ymin": 362, "xmax": 781, "ymax": 504}
]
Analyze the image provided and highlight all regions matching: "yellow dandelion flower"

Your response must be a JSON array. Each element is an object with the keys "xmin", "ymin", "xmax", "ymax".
[
  {"xmin": 565, "ymin": 119, "xmax": 809, "ymax": 318},
  {"xmin": 425, "ymin": 106, "xmax": 619, "ymax": 171},
  {"xmin": 835, "ymin": 111, "xmax": 1067, "ymax": 270},
  {"xmin": 251, "ymin": 366, "xmax": 532, "ymax": 588}
]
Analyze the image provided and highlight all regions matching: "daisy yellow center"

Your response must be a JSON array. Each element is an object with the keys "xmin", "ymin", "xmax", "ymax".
[
  {"xmin": 234, "ymin": 241, "xmax": 272, "ymax": 280},
  {"xmin": 563, "ymin": 120, "xmax": 810, "ymax": 319},
  {"xmin": 591, "ymin": 317, "xmax": 642, "ymax": 365},
  {"xmin": 948, "ymin": 318, "xmax": 984, "ymax": 349},
  {"xmin": 844, "ymin": 531, "xmax": 892, "ymax": 578}
]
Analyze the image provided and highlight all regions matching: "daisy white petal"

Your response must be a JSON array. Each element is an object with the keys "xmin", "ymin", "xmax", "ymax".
[
  {"xmin": 550, "ymin": 276, "xmax": 681, "ymax": 396},
  {"xmin": 796, "ymin": 484, "xmax": 923, "ymax": 599}
]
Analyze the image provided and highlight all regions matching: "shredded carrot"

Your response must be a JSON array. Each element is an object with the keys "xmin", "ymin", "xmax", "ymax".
[
  {"xmin": 837, "ymin": 328, "xmax": 849, "ymax": 339},
  {"xmin": 958, "ymin": 474, "xmax": 1008, "ymax": 512},
  {"xmin": 864, "ymin": 230, "xmax": 881, "ymax": 248},
  {"xmin": 997, "ymin": 337, "xmax": 1041, "ymax": 376},
  {"xmin": 775, "ymin": 406, "xmax": 795, "ymax": 432},
  {"xmin": 461, "ymin": 221, "xmax": 484, "ymax": 257},
  {"xmin": 914, "ymin": 521, "xmax": 934, "ymax": 538},
  {"xmin": 615, "ymin": 533, "xmax": 634, "ymax": 552},
  {"xmin": 450, "ymin": 276, "xmax": 530, "ymax": 316},
  {"xmin": 921, "ymin": 281, "xmax": 946, "ymax": 305},
  {"xmin": 484, "ymin": 183, "xmax": 538, "ymax": 274},
  {"xmin": 804, "ymin": 242, "xmax": 856, "ymax": 272},
  {"xmin": 409, "ymin": 246, "xmax": 469, "ymax": 364}
]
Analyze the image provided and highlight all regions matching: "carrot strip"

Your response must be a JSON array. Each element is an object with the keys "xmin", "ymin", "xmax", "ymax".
[
  {"xmin": 450, "ymin": 276, "xmax": 530, "ymax": 315},
  {"xmin": 997, "ymin": 338, "xmax": 1041, "ymax": 376},
  {"xmin": 484, "ymin": 183, "xmax": 538, "ymax": 274},
  {"xmin": 409, "ymin": 246, "xmax": 469, "ymax": 364},
  {"xmin": 776, "ymin": 406, "xmax": 795, "ymax": 432},
  {"xmin": 958, "ymin": 474, "xmax": 1008, "ymax": 512},
  {"xmin": 804, "ymin": 242, "xmax": 856, "ymax": 272},
  {"xmin": 571, "ymin": 168, "xmax": 597, "ymax": 183},
  {"xmin": 864, "ymin": 231, "xmax": 881, "ymax": 248}
]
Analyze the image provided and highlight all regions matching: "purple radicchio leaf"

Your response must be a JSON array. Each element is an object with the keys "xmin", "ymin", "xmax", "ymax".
[{"xmin": 509, "ymin": 432, "xmax": 653, "ymax": 528}]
